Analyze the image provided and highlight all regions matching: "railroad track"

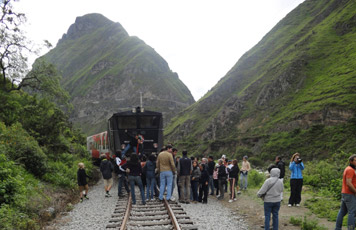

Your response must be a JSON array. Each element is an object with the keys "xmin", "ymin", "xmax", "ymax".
[{"xmin": 106, "ymin": 189, "xmax": 198, "ymax": 230}]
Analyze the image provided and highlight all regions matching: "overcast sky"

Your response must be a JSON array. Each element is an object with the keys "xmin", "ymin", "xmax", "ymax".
[{"xmin": 15, "ymin": 0, "xmax": 304, "ymax": 101}]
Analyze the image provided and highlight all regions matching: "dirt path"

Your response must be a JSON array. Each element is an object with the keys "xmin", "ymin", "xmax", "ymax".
[{"xmin": 221, "ymin": 188, "xmax": 335, "ymax": 230}]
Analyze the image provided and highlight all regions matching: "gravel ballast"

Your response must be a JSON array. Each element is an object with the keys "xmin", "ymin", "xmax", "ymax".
[{"xmin": 48, "ymin": 177, "xmax": 249, "ymax": 230}]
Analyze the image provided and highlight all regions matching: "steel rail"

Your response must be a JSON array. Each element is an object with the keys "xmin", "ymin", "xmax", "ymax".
[
  {"xmin": 119, "ymin": 195, "xmax": 132, "ymax": 230},
  {"xmin": 163, "ymin": 198, "xmax": 181, "ymax": 230}
]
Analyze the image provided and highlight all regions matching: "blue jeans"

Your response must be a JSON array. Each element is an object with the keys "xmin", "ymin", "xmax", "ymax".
[
  {"xmin": 191, "ymin": 181, "xmax": 199, "ymax": 201},
  {"xmin": 335, "ymin": 193, "xmax": 356, "ymax": 230},
  {"xmin": 146, "ymin": 176, "xmax": 156, "ymax": 200},
  {"xmin": 159, "ymin": 171, "xmax": 173, "ymax": 200},
  {"xmin": 121, "ymin": 144, "xmax": 137, "ymax": 157},
  {"xmin": 264, "ymin": 202, "xmax": 280, "ymax": 230},
  {"xmin": 240, "ymin": 172, "xmax": 248, "ymax": 189},
  {"xmin": 209, "ymin": 175, "xmax": 214, "ymax": 194},
  {"xmin": 128, "ymin": 175, "xmax": 145, "ymax": 204},
  {"xmin": 118, "ymin": 174, "xmax": 129, "ymax": 195}
]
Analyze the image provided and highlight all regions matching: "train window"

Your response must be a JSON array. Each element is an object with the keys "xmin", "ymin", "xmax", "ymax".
[
  {"xmin": 139, "ymin": 116, "xmax": 159, "ymax": 129},
  {"xmin": 117, "ymin": 116, "xmax": 137, "ymax": 129}
]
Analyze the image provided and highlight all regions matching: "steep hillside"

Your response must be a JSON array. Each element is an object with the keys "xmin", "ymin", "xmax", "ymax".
[
  {"xmin": 165, "ymin": 0, "xmax": 356, "ymax": 163},
  {"xmin": 42, "ymin": 13, "xmax": 194, "ymax": 134}
]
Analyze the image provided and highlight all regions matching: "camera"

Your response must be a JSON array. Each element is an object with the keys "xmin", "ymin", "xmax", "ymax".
[{"xmin": 296, "ymin": 157, "xmax": 302, "ymax": 164}]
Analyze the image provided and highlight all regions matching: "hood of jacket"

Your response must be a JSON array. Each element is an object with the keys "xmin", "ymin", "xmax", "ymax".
[{"xmin": 270, "ymin": 168, "xmax": 280, "ymax": 178}]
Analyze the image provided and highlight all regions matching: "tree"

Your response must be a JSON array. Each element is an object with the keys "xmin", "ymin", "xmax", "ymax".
[{"xmin": 0, "ymin": 0, "xmax": 30, "ymax": 91}]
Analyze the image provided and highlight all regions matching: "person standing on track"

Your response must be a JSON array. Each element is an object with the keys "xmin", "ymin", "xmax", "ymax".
[
  {"xmin": 115, "ymin": 154, "xmax": 130, "ymax": 197},
  {"xmin": 144, "ymin": 154, "xmax": 157, "ymax": 201},
  {"xmin": 123, "ymin": 154, "xmax": 146, "ymax": 205},
  {"xmin": 335, "ymin": 154, "xmax": 356, "ymax": 230},
  {"xmin": 157, "ymin": 145, "xmax": 176, "ymax": 201},
  {"xmin": 100, "ymin": 154, "xmax": 114, "ymax": 197},
  {"xmin": 177, "ymin": 150, "xmax": 192, "ymax": 204}
]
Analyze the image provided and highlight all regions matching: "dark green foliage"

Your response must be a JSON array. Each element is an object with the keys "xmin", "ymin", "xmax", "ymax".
[
  {"xmin": 0, "ymin": 122, "xmax": 48, "ymax": 177},
  {"xmin": 290, "ymin": 216, "xmax": 327, "ymax": 230}
]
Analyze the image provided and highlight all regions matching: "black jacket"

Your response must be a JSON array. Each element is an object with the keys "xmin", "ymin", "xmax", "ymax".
[
  {"xmin": 100, "ymin": 159, "xmax": 114, "ymax": 179},
  {"xmin": 276, "ymin": 160, "xmax": 285, "ymax": 179},
  {"xmin": 77, "ymin": 168, "xmax": 90, "ymax": 186},
  {"xmin": 200, "ymin": 166, "xmax": 209, "ymax": 185},
  {"xmin": 178, "ymin": 156, "xmax": 192, "ymax": 176},
  {"xmin": 218, "ymin": 164, "xmax": 227, "ymax": 179},
  {"xmin": 228, "ymin": 165, "xmax": 240, "ymax": 179},
  {"xmin": 207, "ymin": 161, "xmax": 215, "ymax": 176}
]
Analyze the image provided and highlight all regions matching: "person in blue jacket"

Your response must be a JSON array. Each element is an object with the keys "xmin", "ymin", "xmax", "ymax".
[{"xmin": 288, "ymin": 152, "xmax": 304, "ymax": 207}]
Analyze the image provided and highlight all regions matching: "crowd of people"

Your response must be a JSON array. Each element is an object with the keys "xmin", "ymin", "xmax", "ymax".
[{"xmin": 77, "ymin": 146, "xmax": 356, "ymax": 230}]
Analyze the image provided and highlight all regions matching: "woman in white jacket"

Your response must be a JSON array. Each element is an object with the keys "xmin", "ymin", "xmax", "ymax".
[{"xmin": 257, "ymin": 168, "xmax": 284, "ymax": 230}]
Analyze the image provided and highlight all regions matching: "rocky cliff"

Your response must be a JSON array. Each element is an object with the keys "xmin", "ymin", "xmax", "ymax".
[
  {"xmin": 165, "ymin": 0, "xmax": 356, "ymax": 163},
  {"xmin": 42, "ymin": 13, "xmax": 195, "ymax": 134}
]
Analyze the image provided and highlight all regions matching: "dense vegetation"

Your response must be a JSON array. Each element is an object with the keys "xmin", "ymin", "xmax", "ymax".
[{"xmin": 0, "ymin": 81, "xmax": 93, "ymax": 229}]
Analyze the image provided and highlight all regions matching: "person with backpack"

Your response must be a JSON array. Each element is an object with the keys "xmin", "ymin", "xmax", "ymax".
[
  {"xmin": 115, "ymin": 154, "xmax": 130, "ymax": 197},
  {"xmin": 217, "ymin": 159, "xmax": 228, "ymax": 200},
  {"xmin": 100, "ymin": 154, "xmax": 114, "ymax": 197},
  {"xmin": 228, "ymin": 159, "xmax": 240, "ymax": 202},
  {"xmin": 144, "ymin": 154, "xmax": 157, "ymax": 201}
]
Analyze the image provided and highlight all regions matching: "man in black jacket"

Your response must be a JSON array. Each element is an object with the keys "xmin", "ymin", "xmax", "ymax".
[
  {"xmin": 275, "ymin": 156, "xmax": 285, "ymax": 200},
  {"xmin": 177, "ymin": 150, "xmax": 192, "ymax": 203},
  {"xmin": 207, "ymin": 156, "xmax": 215, "ymax": 195}
]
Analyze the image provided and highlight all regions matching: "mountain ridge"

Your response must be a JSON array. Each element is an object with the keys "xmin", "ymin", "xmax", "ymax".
[
  {"xmin": 165, "ymin": 0, "xmax": 356, "ymax": 163},
  {"xmin": 42, "ymin": 13, "xmax": 195, "ymax": 134}
]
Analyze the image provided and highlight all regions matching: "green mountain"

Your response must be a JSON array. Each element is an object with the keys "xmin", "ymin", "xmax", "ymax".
[
  {"xmin": 42, "ymin": 13, "xmax": 195, "ymax": 135},
  {"xmin": 165, "ymin": 0, "xmax": 356, "ymax": 164}
]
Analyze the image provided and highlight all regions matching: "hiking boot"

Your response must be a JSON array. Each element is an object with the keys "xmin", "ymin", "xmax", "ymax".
[{"xmin": 80, "ymin": 198, "xmax": 83, "ymax": 203}]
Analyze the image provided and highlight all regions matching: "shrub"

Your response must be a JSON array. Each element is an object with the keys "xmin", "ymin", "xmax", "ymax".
[
  {"xmin": 247, "ymin": 169, "xmax": 265, "ymax": 188},
  {"xmin": 0, "ymin": 122, "xmax": 48, "ymax": 177},
  {"xmin": 289, "ymin": 216, "xmax": 327, "ymax": 230},
  {"xmin": 43, "ymin": 153, "xmax": 93, "ymax": 188}
]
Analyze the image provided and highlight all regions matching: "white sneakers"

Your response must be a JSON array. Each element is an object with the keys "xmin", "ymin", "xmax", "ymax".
[
  {"xmin": 169, "ymin": 196, "xmax": 176, "ymax": 202},
  {"xmin": 296, "ymin": 204, "xmax": 300, "ymax": 207},
  {"xmin": 288, "ymin": 204, "xmax": 292, "ymax": 207},
  {"xmin": 228, "ymin": 199, "xmax": 233, "ymax": 203}
]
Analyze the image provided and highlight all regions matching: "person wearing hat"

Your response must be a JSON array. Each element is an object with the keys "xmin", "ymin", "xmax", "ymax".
[{"xmin": 240, "ymin": 156, "xmax": 251, "ymax": 190}]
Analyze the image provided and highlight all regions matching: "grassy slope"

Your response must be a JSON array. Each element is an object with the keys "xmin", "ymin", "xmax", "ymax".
[
  {"xmin": 44, "ymin": 15, "xmax": 193, "ymax": 103},
  {"xmin": 165, "ymin": 0, "xmax": 356, "ymax": 160}
]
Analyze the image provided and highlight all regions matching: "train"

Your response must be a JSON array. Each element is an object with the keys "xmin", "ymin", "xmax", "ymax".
[{"xmin": 87, "ymin": 107, "xmax": 164, "ymax": 162}]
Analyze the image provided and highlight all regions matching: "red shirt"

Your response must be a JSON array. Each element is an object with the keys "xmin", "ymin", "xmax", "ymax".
[{"xmin": 341, "ymin": 166, "xmax": 356, "ymax": 194}]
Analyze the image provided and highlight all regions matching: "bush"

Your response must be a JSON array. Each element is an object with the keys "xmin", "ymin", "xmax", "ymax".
[
  {"xmin": 0, "ymin": 204, "xmax": 38, "ymax": 230},
  {"xmin": 0, "ymin": 122, "xmax": 48, "ymax": 177},
  {"xmin": 289, "ymin": 216, "xmax": 327, "ymax": 230},
  {"xmin": 44, "ymin": 153, "xmax": 93, "ymax": 188},
  {"xmin": 247, "ymin": 169, "xmax": 265, "ymax": 188}
]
